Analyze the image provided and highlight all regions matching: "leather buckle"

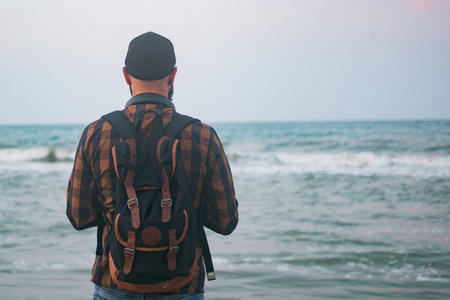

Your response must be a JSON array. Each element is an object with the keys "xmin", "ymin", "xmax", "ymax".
[
  {"xmin": 127, "ymin": 198, "xmax": 139, "ymax": 209},
  {"xmin": 124, "ymin": 248, "xmax": 135, "ymax": 258},
  {"xmin": 169, "ymin": 246, "xmax": 179, "ymax": 254},
  {"xmin": 161, "ymin": 199, "xmax": 172, "ymax": 208},
  {"xmin": 166, "ymin": 246, "xmax": 179, "ymax": 259}
]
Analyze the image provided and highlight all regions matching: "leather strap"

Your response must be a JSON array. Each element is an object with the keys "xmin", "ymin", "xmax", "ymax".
[
  {"xmin": 128, "ymin": 199, "xmax": 140, "ymax": 229},
  {"xmin": 160, "ymin": 170, "xmax": 172, "ymax": 223},
  {"xmin": 123, "ymin": 231, "xmax": 136, "ymax": 275},
  {"xmin": 124, "ymin": 139, "xmax": 140, "ymax": 229},
  {"xmin": 166, "ymin": 229, "xmax": 179, "ymax": 271},
  {"xmin": 125, "ymin": 170, "xmax": 140, "ymax": 229},
  {"xmin": 157, "ymin": 137, "xmax": 172, "ymax": 223},
  {"xmin": 127, "ymin": 194, "xmax": 140, "ymax": 230}
]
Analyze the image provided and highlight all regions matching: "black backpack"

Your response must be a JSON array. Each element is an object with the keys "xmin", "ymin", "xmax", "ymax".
[{"xmin": 100, "ymin": 110, "xmax": 215, "ymax": 293}]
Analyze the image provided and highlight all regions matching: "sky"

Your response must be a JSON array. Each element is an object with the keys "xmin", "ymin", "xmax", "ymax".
[{"xmin": 0, "ymin": 0, "xmax": 449, "ymax": 124}]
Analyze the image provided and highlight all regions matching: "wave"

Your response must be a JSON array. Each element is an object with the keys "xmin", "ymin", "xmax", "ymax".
[
  {"xmin": 0, "ymin": 142, "xmax": 15, "ymax": 149},
  {"xmin": 426, "ymin": 144, "xmax": 450, "ymax": 153},
  {"xmin": 3, "ymin": 145, "xmax": 450, "ymax": 178},
  {"xmin": 262, "ymin": 139, "xmax": 450, "ymax": 154},
  {"xmin": 0, "ymin": 147, "xmax": 75, "ymax": 163},
  {"xmin": 229, "ymin": 151, "xmax": 450, "ymax": 178},
  {"xmin": 275, "ymin": 151, "xmax": 450, "ymax": 168}
]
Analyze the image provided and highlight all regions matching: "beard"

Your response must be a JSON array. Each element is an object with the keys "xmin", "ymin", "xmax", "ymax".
[{"xmin": 168, "ymin": 85, "xmax": 174, "ymax": 100}]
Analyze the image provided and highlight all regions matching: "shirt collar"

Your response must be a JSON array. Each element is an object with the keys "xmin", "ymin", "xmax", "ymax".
[{"xmin": 125, "ymin": 93, "xmax": 175, "ymax": 109}]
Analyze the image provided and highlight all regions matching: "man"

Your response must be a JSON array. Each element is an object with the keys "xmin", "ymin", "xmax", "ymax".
[{"xmin": 67, "ymin": 32, "xmax": 238, "ymax": 299}]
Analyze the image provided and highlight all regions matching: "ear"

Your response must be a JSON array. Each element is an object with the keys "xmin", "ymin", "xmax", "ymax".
[
  {"xmin": 123, "ymin": 67, "xmax": 132, "ymax": 86},
  {"xmin": 168, "ymin": 67, "xmax": 177, "ymax": 86}
]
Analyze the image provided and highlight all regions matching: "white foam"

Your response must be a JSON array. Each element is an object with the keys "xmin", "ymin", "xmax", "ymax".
[
  {"xmin": 416, "ymin": 275, "xmax": 449, "ymax": 282},
  {"xmin": 230, "ymin": 151, "xmax": 450, "ymax": 178},
  {"xmin": 0, "ymin": 147, "xmax": 75, "ymax": 163},
  {"xmin": 275, "ymin": 151, "xmax": 450, "ymax": 169}
]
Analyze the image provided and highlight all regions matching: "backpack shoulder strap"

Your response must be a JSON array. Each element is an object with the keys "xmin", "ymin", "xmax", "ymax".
[
  {"xmin": 101, "ymin": 110, "xmax": 136, "ymax": 140},
  {"xmin": 165, "ymin": 114, "xmax": 216, "ymax": 280},
  {"xmin": 95, "ymin": 110, "xmax": 135, "ymax": 256},
  {"xmin": 102, "ymin": 111, "xmax": 198, "ymax": 140},
  {"xmin": 164, "ymin": 114, "xmax": 200, "ymax": 138}
]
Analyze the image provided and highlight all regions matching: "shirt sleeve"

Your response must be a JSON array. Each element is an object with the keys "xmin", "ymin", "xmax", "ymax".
[
  {"xmin": 66, "ymin": 125, "xmax": 101, "ymax": 230},
  {"xmin": 202, "ymin": 128, "xmax": 239, "ymax": 235}
]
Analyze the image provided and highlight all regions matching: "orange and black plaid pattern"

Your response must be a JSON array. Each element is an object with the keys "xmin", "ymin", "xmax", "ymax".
[{"xmin": 67, "ymin": 99, "xmax": 238, "ymax": 294}]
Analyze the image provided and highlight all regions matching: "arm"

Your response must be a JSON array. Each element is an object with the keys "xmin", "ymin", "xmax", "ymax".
[
  {"xmin": 202, "ymin": 128, "xmax": 238, "ymax": 235},
  {"xmin": 66, "ymin": 125, "xmax": 101, "ymax": 230}
]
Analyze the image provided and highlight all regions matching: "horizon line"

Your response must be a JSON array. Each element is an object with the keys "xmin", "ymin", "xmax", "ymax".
[{"xmin": 0, "ymin": 117, "xmax": 449, "ymax": 126}]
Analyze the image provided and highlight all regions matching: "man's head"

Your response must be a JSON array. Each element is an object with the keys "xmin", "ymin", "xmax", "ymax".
[{"xmin": 123, "ymin": 32, "xmax": 177, "ymax": 98}]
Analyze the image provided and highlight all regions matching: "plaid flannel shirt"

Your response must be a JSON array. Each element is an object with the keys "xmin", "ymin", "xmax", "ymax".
[{"xmin": 66, "ymin": 93, "xmax": 238, "ymax": 294}]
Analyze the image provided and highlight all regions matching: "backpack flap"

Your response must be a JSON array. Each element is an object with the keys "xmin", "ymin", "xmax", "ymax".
[
  {"xmin": 112, "ymin": 137, "xmax": 164, "ymax": 189},
  {"xmin": 157, "ymin": 137, "xmax": 178, "ymax": 182},
  {"xmin": 112, "ymin": 136, "xmax": 164, "ymax": 231}
]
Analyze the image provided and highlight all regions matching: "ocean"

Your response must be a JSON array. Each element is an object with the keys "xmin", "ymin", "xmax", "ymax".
[{"xmin": 0, "ymin": 120, "xmax": 449, "ymax": 299}]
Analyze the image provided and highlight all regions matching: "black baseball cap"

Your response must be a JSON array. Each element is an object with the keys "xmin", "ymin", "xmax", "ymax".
[{"xmin": 125, "ymin": 32, "xmax": 176, "ymax": 81}]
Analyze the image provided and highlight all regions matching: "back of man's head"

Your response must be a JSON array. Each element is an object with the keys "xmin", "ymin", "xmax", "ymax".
[{"xmin": 125, "ymin": 32, "xmax": 176, "ymax": 81}]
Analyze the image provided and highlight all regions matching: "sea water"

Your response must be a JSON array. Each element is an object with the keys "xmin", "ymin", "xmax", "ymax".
[{"xmin": 0, "ymin": 121, "xmax": 449, "ymax": 299}]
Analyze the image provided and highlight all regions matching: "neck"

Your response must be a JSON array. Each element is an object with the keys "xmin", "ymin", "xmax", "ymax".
[{"xmin": 131, "ymin": 87, "xmax": 168, "ymax": 98}]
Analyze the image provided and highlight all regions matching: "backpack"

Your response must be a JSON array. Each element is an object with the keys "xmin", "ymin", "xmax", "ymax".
[{"xmin": 100, "ymin": 110, "xmax": 215, "ymax": 293}]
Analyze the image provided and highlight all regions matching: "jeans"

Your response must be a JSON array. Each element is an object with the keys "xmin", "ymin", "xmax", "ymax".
[{"xmin": 93, "ymin": 285, "xmax": 204, "ymax": 300}]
